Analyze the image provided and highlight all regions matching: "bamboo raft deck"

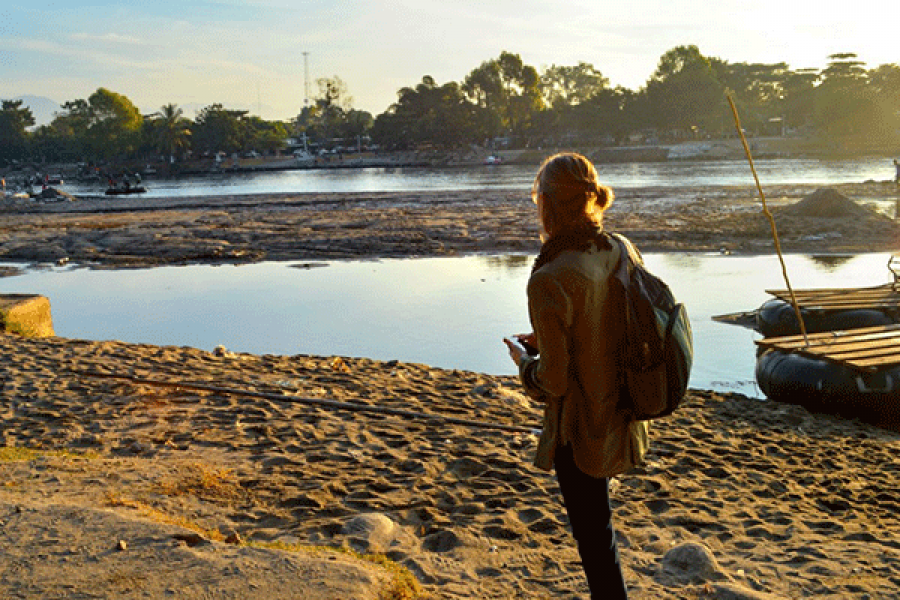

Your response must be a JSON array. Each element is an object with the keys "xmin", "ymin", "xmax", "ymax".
[
  {"xmin": 756, "ymin": 324, "xmax": 900, "ymax": 373},
  {"xmin": 766, "ymin": 283, "xmax": 900, "ymax": 312}
]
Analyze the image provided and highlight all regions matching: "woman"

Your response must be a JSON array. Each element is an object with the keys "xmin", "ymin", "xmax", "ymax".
[{"xmin": 504, "ymin": 152, "xmax": 649, "ymax": 599}]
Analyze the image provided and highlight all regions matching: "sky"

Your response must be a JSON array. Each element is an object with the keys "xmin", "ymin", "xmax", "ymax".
[{"xmin": 2, "ymin": 1, "xmax": 897, "ymax": 123}]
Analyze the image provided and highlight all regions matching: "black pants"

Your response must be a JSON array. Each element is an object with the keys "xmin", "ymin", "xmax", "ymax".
[{"xmin": 554, "ymin": 445, "xmax": 628, "ymax": 599}]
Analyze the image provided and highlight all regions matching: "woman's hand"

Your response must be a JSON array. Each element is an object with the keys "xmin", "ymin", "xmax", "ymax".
[{"xmin": 503, "ymin": 333, "xmax": 537, "ymax": 366}]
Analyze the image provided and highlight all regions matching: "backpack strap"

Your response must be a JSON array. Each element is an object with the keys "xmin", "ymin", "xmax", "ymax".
[{"xmin": 607, "ymin": 232, "xmax": 635, "ymax": 291}]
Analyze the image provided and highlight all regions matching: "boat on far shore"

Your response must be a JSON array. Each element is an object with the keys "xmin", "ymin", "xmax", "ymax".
[{"xmin": 104, "ymin": 186, "xmax": 147, "ymax": 196}]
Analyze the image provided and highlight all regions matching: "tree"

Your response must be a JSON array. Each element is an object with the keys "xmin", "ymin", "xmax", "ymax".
[
  {"xmin": 192, "ymin": 104, "xmax": 248, "ymax": 155},
  {"xmin": 372, "ymin": 76, "xmax": 477, "ymax": 149},
  {"xmin": 463, "ymin": 51, "xmax": 543, "ymax": 141},
  {"xmin": 640, "ymin": 45, "xmax": 727, "ymax": 137},
  {"xmin": 535, "ymin": 63, "xmax": 617, "ymax": 145},
  {"xmin": 152, "ymin": 103, "xmax": 192, "ymax": 161},
  {"xmin": 337, "ymin": 109, "xmax": 374, "ymax": 145},
  {"xmin": 716, "ymin": 61, "xmax": 791, "ymax": 134},
  {"xmin": 541, "ymin": 63, "xmax": 609, "ymax": 108},
  {"xmin": 0, "ymin": 100, "xmax": 35, "ymax": 165},
  {"xmin": 37, "ymin": 99, "xmax": 91, "ymax": 162},
  {"xmin": 244, "ymin": 115, "xmax": 289, "ymax": 155},
  {"xmin": 814, "ymin": 53, "xmax": 872, "ymax": 136},
  {"xmin": 293, "ymin": 76, "xmax": 371, "ymax": 149},
  {"xmin": 778, "ymin": 68, "xmax": 819, "ymax": 132},
  {"xmin": 84, "ymin": 88, "xmax": 143, "ymax": 160}
]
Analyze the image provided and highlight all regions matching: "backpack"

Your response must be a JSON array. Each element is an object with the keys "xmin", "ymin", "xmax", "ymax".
[{"xmin": 608, "ymin": 233, "xmax": 693, "ymax": 420}]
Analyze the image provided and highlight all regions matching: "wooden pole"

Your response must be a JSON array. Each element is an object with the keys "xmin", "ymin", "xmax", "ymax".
[{"xmin": 726, "ymin": 94, "xmax": 809, "ymax": 345}]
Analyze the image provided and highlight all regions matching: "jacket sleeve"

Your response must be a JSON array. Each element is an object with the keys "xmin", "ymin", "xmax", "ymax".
[{"xmin": 518, "ymin": 270, "xmax": 573, "ymax": 400}]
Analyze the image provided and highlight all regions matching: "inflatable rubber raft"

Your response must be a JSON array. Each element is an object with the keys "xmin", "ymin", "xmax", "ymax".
[{"xmin": 755, "ymin": 325, "xmax": 900, "ymax": 428}]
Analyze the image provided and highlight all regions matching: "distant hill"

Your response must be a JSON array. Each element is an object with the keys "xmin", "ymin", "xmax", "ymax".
[{"xmin": 9, "ymin": 95, "xmax": 62, "ymax": 128}]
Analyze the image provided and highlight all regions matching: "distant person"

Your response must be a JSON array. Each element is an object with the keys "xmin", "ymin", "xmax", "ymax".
[
  {"xmin": 503, "ymin": 152, "xmax": 649, "ymax": 599},
  {"xmin": 894, "ymin": 159, "xmax": 899, "ymax": 187}
]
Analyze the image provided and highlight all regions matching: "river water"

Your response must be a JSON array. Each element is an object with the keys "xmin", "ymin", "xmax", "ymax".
[
  {"xmin": 1, "ymin": 252, "xmax": 896, "ymax": 398},
  {"xmin": 6, "ymin": 157, "xmax": 898, "ymax": 396},
  {"xmin": 60, "ymin": 155, "xmax": 895, "ymax": 198}
]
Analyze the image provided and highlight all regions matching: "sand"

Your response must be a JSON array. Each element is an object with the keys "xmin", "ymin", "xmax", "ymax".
[
  {"xmin": 1, "ymin": 184, "xmax": 900, "ymax": 599},
  {"xmin": 2, "ymin": 334, "xmax": 899, "ymax": 599}
]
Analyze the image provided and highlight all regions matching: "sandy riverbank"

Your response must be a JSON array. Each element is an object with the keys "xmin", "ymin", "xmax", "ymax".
[
  {"xmin": 1, "ymin": 182, "xmax": 899, "ymax": 269},
  {"xmin": 1, "ymin": 334, "xmax": 899, "ymax": 599},
  {"xmin": 1, "ymin": 184, "xmax": 900, "ymax": 598}
]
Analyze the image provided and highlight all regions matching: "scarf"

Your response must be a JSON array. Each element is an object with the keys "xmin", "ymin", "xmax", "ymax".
[{"xmin": 531, "ymin": 224, "xmax": 612, "ymax": 274}]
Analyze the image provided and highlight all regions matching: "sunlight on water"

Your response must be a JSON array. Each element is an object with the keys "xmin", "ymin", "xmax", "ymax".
[
  {"xmin": 1, "ymin": 252, "xmax": 895, "ymax": 399},
  {"xmin": 59, "ymin": 156, "xmax": 893, "ymax": 198}
]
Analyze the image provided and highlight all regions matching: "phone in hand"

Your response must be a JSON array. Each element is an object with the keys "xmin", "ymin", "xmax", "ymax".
[{"xmin": 505, "ymin": 336, "xmax": 538, "ymax": 356}]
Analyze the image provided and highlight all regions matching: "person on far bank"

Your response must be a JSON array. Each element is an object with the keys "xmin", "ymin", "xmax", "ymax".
[
  {"xmin": 503, "ymin": 152, "xmax": 649, "ymax": 599},
  {"xmin": 893, "ymin": 159, "xmax": 899, "ymax": 187}
]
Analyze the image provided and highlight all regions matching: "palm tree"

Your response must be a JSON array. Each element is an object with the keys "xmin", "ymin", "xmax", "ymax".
[{"xmin": 154, "ymin": 103, "xmax": 192, "ymax": 163}]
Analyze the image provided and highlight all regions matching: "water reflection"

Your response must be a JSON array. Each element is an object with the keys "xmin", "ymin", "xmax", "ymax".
[
  {"xmin": 809, "ymin": 254, "xmax": 859, "ymax": 270},
  {"xmin": 0, "ymin": 252, "xmax": 894, "ymax": 399},
  {"xmin": 59, "ymin": 156, "xmax": 891, "ymax": 199},
  {"xmin": 478, "ymin": 254, "xmax": 534, "ymax": 271}
]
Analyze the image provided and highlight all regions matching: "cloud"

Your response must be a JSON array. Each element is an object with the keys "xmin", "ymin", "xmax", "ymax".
[{"xmin": 70, "ymin": 32, "xmax": 147, "ymax": 45}]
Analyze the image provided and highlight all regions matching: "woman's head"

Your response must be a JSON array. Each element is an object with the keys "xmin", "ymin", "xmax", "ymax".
[{"xmin": 532, "ymin": 153, "xmax": 613, "ymax": 240}]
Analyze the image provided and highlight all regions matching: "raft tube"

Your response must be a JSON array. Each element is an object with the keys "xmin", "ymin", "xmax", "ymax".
[
  {"xmin": 756, "ymin": 298, "xmax": 895, "ymax": 338},
  {"xmin": 756, "ymin": 349, "xmax": 900, "ymax": 428}
]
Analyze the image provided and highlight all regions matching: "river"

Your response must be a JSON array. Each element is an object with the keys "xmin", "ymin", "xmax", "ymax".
[{"xmin": 59, "ymin": 155, "xmax": 895, "ymax": 198}]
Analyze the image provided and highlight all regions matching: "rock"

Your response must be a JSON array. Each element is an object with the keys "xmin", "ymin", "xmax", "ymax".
[
  {"xmin": 342, "ymin": 513, "xmax": 417, "ymax": 554},
  {"xmin": 224, "ymin": 532, "xmax": 242, "ymax": 545},
  {"xmin": 0, "ymin": 294, "xmax": 55, "ymax": 337},
  {"xmin": 173, "ymin": 532, "xmax": 208, "ymax": 547},
  {"xmin": 662, "ymin": 541, "xmax": 724, "ymax": 582},
  {"xmin": 213, "ymin": 345, "xmax": 236, "ymax": 358}
]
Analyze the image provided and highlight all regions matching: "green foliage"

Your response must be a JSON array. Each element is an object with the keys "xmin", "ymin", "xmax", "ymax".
[
  {"xmin": 292, "ymin": 76, "xmax": 374, "ymax": 149},
  {"xmin": 5, "ymin": 46, "xmax": 900, "ymax": 163},
  {"xmin": 372, "ymin": 76, "xmax": 480, "ymax": 150},
  {"xmin": 191, "ymin": 104, "xmax": 249, "ymax": 154},
  {"xmin": 541, "ymin": 62, "xmax": 609, "ymax": 108},
  {"xmin": 84, "ymin": 88, "xmax": 143, "ymax": 159},
  {"xmin": 149, "ymin": 103, "xmax": 192, "ymax": 161},
  {"xmin": 461, "ymin": 51, "xmax": 543, "ymax": 139},
  {"xmin": 0, "ymin": 100, "xmax": 35, "ymax": 165}
]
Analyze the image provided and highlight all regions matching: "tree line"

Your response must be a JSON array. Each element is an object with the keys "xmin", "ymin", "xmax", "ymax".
[{"xmin": 2, "ymin": 45, "xmax": 899, "ymax": 168}]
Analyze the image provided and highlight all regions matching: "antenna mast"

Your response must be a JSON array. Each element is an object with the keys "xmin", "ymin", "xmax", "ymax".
[{"xmin": 303, "ymin": 51, "xmax": 310, "ymax": 106}]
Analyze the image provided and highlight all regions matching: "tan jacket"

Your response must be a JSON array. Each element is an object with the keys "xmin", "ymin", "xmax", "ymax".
[{"xmin": 519, "ymin": 238, "xmax": 649, "ymax": 478}]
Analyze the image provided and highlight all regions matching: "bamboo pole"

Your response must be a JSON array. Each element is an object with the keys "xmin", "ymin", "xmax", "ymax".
[
  {"xmin": 75, "ymin": 370, "xmax": 543, "ymax": 435},
  {"xmin": 726, "ymin": 94, "xmax": 809, "ymax": 345}
]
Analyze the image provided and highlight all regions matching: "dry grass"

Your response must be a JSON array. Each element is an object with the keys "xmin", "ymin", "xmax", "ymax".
[
  {"xmin": 255, "ymin": 539, "xmax": 426, "ymax": 600},
  {"xmin": 0, "ymin": 446, "xmax": 97, "ymax": 462},
  {"xmin": 156, "ymin": 462, "xmax": 249, "ymax": 503},
  {"xmin": 103, "ymin": 491, "xmax": 227, "ymax": 542}
]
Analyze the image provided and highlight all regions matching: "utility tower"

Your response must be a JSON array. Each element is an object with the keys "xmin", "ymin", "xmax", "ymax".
[{"xmin": 303, "ymin": 51, "xmax": 310, "ymax": 106}]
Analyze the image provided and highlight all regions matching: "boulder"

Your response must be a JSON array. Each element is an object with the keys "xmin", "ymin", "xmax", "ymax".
[
  {"xmin": 0, "ymin": 294, "xmax": 54, "ymax": 337},
  {"xmin": 662, "ymin": 541, "xmax": 725, "ymax": 582}
]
